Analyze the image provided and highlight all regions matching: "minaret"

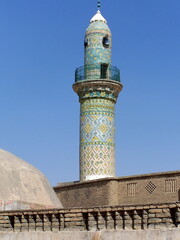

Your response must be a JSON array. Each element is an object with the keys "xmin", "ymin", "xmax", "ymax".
[{"xmin": 73, "ymin": 2, "xmax": 123, "ymax": 181}]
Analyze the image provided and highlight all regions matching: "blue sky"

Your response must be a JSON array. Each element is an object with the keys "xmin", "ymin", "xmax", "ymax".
[{"xmin": 0, "ymin": 0, "xmax": 179, "ymax": 186}]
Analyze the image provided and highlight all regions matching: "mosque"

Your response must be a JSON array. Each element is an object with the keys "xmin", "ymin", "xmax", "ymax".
[{"xmin": 0, "ymin": 1, "xmax": 179, "ymax": 239}]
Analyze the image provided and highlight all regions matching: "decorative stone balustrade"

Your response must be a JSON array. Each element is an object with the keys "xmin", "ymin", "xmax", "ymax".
[{"xmin": 0, "ymin": 202, "xmax": 179, "ymax": 232}]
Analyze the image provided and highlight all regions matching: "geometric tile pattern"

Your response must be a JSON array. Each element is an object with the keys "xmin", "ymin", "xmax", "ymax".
[
  {"xmin": 80, "ymin": 98, "xmax": 115, "ymax": 181},
  {"xmin": 80, "ymin": 145, "xmax": 115, "ymax": 180},
  {"xmin": 81, "ymin": 114, "xmax": 114, "ymax": 143}
]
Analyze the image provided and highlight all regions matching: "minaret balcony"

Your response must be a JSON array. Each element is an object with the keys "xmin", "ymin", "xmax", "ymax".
[{"xmin": 75, "ymin": 65, "xmax": 120, "ymax": 83}]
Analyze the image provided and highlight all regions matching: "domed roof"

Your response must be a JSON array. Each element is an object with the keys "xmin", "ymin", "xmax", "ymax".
[
  {"xmin": 0, "ymin": 149, "xmax": 62, "ymax": 210},
  {"xmin": 86, "ymin": 10, "xmax": 111, "ymax": 34}
]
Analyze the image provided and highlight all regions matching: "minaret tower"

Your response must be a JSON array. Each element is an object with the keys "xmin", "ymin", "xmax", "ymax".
[{"xmin": 73, "ymin": 1, "xmax": 123, "ymax": 181}]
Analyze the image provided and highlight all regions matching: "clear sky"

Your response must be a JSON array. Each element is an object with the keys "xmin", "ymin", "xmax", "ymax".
[{"xmin": 0, "ymin": 0, "xmax": 179, "ymax": 186}]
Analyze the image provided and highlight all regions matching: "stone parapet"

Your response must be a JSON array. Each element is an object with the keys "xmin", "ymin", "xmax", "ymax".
[{"xmin": 0, "ymin": 202, "xmax": 179, "ymax": 232}]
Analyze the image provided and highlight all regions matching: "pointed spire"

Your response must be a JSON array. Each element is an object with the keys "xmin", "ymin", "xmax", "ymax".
[
  {"xmin": 90, "ymin": 0, "xmax": 107, "ymax": 24},
  {"xmin": 90, "ymin": 10, "xmax": 107, "ymax": 24},
  {"xmin": 90, "ymin": 1, "xmax": 107, "ymax": 24}
]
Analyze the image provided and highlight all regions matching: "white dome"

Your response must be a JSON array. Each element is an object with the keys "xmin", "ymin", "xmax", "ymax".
[
  {"xmin": 90, "ymin": 10, "xmax": 107, "ymax": 23},
  {"xmin": 0, "ymin": 149, "xmax": 62, "ymax": 210}
]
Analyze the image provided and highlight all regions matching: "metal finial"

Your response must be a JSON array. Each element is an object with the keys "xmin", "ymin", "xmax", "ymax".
[{"xmin": 97, "ymin": 0, "xmax": 101, "ymax": 10}]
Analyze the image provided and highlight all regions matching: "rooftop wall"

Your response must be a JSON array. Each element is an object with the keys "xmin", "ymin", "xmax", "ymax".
[{"xmin": 54, "ymin": 171, "xmax": 180, "ymax": 208}]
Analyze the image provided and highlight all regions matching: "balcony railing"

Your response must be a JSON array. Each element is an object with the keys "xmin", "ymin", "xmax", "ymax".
[{"xmin": 75, "ymin": 65, "xmax": 120, "ymax": 83}]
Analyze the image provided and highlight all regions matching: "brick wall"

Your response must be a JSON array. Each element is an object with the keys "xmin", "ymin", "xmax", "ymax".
[
  {"xmin": 118, "ymin": 171, "xmax": 180, "ymax": 205},
  {"xmin": 0, "ymin": 202, "xmax": 179, "ymax": 232},
  {"xmin": 54, "ymin": 171, "xmax": 180, "ymax": 208},
  {"xmin": 54, "ymin": 179, "xmax": 116, "ymax": 208}
]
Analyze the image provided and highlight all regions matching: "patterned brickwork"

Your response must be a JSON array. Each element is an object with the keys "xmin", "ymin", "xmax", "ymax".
[{"xmin": 80, "ymin": 98, "xmax": 115, "ymax": 180}]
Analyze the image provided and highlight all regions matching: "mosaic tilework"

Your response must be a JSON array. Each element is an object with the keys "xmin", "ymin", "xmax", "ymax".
[
  {"xmin": 73, "ymin": 14, "xmax": 122, "ymax": 181},
  {"xmin": 80, "ymin": 98, "xmax": 115, "ymax": 181},
  {"xmin": 85, "ymin": 22, "xmax": 111, "ymax": 67},
  {"xmin": 74, "ymin": 80, "xmax": 122, "ymax": 104},
  {"xmin": 86, "ymin": 21, "xmax": 111, "ymax": 33},
  {"xmin": 80, "ymin": 145, "xmax": 115, "ymax": 180}
]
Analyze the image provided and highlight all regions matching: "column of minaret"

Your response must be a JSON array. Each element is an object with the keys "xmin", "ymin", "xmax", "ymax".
[{"xmin": 73, "ymin": 3, "xmax": 123, "ymax": 181}]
